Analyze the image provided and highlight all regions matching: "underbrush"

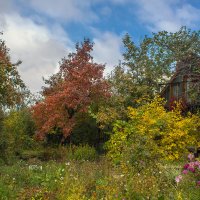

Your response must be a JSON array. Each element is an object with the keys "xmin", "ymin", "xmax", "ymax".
[{"xmin": 0, "ymin": 153, "xmax": 199, "ymax": 200}]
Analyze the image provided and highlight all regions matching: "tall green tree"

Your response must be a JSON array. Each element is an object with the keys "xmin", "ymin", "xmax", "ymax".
[
  {"xmin": 0, "ymin": 33, "xmax": 26, "ymax": 109},
  {"xmin": 123, "ymin": 26, "xmax": 200, "ymax": 97},
  {"xmin": 96, "ymin": 27, "xmax": 200, "ymax": 128}
]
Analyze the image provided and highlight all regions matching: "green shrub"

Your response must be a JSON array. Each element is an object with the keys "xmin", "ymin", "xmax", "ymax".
[
  {"xmin": 71, "ymin": 113, "xmax": 100, "ymax": 146},
  {"xmin": 70, "ymin": 145, "xmax": 98, "ymax": 161},
  {"xmin": 0, "ymin": 108, "xmax": 36, "ymax": 162},
  {"xmin": 39, "ymin": 147, "xmax": 68, "ymax": 161}
]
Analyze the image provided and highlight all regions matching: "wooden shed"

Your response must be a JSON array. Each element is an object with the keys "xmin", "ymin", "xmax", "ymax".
[{"xmin": 160, "ymin": 54, "xmax": 200, "ymax": 110}]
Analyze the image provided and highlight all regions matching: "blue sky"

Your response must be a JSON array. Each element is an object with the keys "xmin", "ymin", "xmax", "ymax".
[{"xmin": 0, "ymin": 0, "xmax": 199, "ymax": 92}]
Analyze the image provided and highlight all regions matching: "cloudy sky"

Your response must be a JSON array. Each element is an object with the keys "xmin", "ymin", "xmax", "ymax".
[{"xmin": 0, "ymin": 0, "xmax": 199, "ymax": 93}]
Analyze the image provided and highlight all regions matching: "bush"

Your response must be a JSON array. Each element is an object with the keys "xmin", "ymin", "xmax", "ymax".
[
  {"xmin": 106, "ymin": 97, "xmax": 200, "ymax": 164},
  {"xmin": 0, "ymin": 108, "xmax": 36, "ymax": 162},
  {"xmin": 69, "ymin": 145, "xmax": 98, "ymax": 161}
]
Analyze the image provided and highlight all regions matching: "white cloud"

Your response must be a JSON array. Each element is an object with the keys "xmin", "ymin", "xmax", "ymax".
[
  {"xmin": 1, "ymin": 0, "xmax": 198, "ymax": 94},
  {"xmin": 1, "ymin": 13, "xmax": 73, "ymax": 93},
  {"xmin": 0, "ymin": 0, "xmax": 14, "ymax": 13},
  {"xmin": 25, "ymin": 0, "xmax": 98, "ymax": 23},
  {"xmin": 0, "ymin": 0, "xmax": 124, "ymax": 92},
  {"xmin": 92, "ymin": 31, "xmax": 123, "ymax": 75},
  {"xmin": 132, "ymin": 0, "xmax": 200, "ymax": 32}
]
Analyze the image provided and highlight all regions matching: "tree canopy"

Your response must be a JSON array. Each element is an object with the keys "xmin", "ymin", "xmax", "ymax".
[
  {"xmin": 96, "ymin": 27, "xmax": 200, "ymax": 128},
  {"xmin": 32, "ymin": 39, "xmax": 110, "ymax": 140},
  {"xmin": 122, "ymin": 26, "xmax": 200, "ymax": 97},
  {"xmin": 0, "ymin": 34, "xmax": 26, "ymax": 109}
]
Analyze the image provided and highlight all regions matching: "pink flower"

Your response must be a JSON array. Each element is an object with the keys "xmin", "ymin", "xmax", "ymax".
[
  {"xmin": 184, "ymin": 163, "xmax": 189, "ymax": 169},
  {"xmin": 182, "ymin": 170, "xmax": 188, "ymax": 174},
  {"xmin": 194, "ymin": 161, "xmax": 200, "ymax": 167},
  {"xmin": 188, "ymin": 167, "xmax": 195, "ymax": 173},
  {"xmin": 188, "ymin": 153, "xmax": 194, "ymax": 161},
  {"xmin": 175, "ymin": 175, "xmax": 182, "ymax": 183}
]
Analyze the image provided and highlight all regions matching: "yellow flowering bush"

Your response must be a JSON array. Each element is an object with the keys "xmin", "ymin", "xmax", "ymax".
[{"xmin": 107, "ymin": 97, "xmax": 200, "ymax": 161}]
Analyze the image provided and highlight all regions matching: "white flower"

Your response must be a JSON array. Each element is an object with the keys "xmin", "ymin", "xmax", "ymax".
[{"xmin": 65, "ymin": 162, "xmax": 70, "ymax": 166}]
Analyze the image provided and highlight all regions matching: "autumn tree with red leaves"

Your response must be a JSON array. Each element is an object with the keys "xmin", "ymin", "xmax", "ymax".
[{"xmin": 32, "ymin": 39, "xmax": 110, "ymax": 140}]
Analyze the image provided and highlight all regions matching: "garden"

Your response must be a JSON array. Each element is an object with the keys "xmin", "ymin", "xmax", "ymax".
[{"xmin": 0, "ymin": 27, "xmax": 200, "ymax": 199}]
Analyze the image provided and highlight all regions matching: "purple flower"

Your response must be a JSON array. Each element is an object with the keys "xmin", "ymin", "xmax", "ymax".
[
  {"xmin": 182, "ymin": 170, "xmax": 188, "ymax": 174},
  {"xmin": 184, "ymin": 163, "xmax": 189, "ymax": 169},
  {"xmin": 175, "ymin": 175, "xmax": 182, "ymax": 183},
  {"xmin": 188, "ymin": 167, "xmax": 195, "ymax": 173}
]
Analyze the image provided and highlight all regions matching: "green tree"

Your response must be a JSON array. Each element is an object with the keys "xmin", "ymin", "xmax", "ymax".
[
  {"xmin": 97, "ymin": 27, "xmax": 200, "ymax": 129},
  {"xmin": 123, "ymin": 26, "xmax": 200, "ymax": 97},
  {"xmin": 0, "ymin": 108, "xmax": 36, "ymax": 162},
  {"xmin": 0, "ymin": 33, "xmax": 26, "ymax": 109}
]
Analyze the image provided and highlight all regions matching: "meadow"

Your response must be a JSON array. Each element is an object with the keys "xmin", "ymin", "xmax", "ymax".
[{"xmin": 0, "ymin": 145, "xmax": 200, "ymax": 200}]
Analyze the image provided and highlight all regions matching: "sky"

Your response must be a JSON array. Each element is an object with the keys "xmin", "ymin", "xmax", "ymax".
[{"xmin": 0, "ymin": 0, "xmax": 200, "ymax": 93}]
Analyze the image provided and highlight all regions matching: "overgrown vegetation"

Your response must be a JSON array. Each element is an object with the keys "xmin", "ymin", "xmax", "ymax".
[{"xmin": 0, "ymin": 27, "xmax": 200, "ymax": 199}]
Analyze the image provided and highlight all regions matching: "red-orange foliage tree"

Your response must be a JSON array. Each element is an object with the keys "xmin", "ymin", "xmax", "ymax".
[{"xmin": 32, "ymin": 40, "xmax": 110, "ymax": 140}]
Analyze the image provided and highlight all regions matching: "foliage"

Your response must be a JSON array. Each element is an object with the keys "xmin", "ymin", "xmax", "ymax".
[
  {"xmin": 18, "ymin": 148, "xmax": 64, "ymax": 162},
  {"xmin": 106, "ymin": 97, "xmax": 200, "ymax": 162},
  {"xmin": 54, "ymin": 159, "xmax": 193, "ymax": 199},
  {"xmin": 0, "ymin": 157, "xmax": 194, "ymax": 200},
  {"xmin": 96, "ymin": 27, "xmax": 200, "ymax": 131},
  {"xmin": 0, "ymin": 33, "xmax": 26, "ymax": 109},
  {"xmin": 32, "ymin": 39, "xmax": 110, "ymax": 140},
  {"xmin": 176, "ymin": 154, "xmax": 200, "ymax": 187},
  {"xmin": 70, "ymin": 112, "xmax": 100, "ymax": 146},
  {"xmin": 0, "ymin": 160, "xmax": 65, "ymax": 199},
  {"xmin": 0, "ymin": 108, "xmax": 36, "ymax": 162},
  {"xmin": 123, "ymin": 26, "xmax": 200, "ymax": 97},
  {"xmin": 69, "ymin": 145, "xmax": 98, "ymax": 161},
  {"xmin": 95, "ymin": 65, "xmax": 134, "ymax": 129}
]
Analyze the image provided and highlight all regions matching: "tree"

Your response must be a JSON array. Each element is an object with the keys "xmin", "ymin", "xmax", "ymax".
[
  {"xmin": 122, "ymin": 26, "xmax": 200, "ymax": 97},
  {"xmin": 0, "ymin": 108, "xmax": 36, "ymax": 162},
  {"xmin": 32, "ymin": 39, "xmax": 110, "ymax": 140},
  {"xmin": 96, "ymin": 27, "xmax": 200, "ymax": 129},
  {"xmin": 0, "ymin": 33, "xmax": 26, "ymax": 109}
]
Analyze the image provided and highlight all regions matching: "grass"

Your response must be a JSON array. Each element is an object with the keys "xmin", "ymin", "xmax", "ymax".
[
  {"xmin": 0, "ymin": 149, "xmax": 200, "ymax": 200},
  {"xmin": 0, "ymin": 160, "xmax": 63, "ymax": 199}
]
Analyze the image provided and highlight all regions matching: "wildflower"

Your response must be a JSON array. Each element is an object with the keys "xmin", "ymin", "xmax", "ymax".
[
  {"xmin": 188, "ymin": 167, "xmax": 195, "ymax": 173},
  {"xmin": 65, "ymin": 162, "xmax": 70, "ymax": 166},
  {"xmin": 183, "ymin": 163, "xmax": 189, "ymax": 169},
  {"xmin": 175, "ymin": 175, "xmax": 182, "ymax": 183},
  {"xmin": 194, "ymin": 161, "xmax": 200, "ymax": 168},
  {"xmin": 188, "ymin": 153, "xmax": 194, "ymax": 161},
  {"xmin": 182, "ymin": 170, "xmax": 188, "ymax": 174}
]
